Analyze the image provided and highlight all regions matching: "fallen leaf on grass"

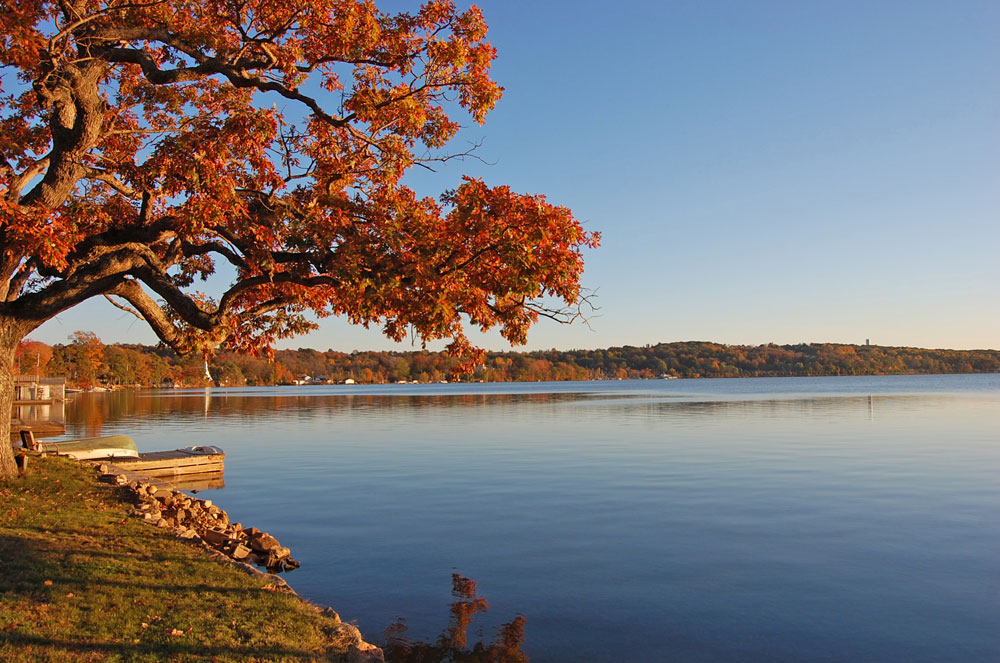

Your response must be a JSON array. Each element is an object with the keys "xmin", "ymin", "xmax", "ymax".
[
  {"xmin": 43, "ymin": 580, "xmax": 53, "ymax": 586},
  {"xmin": 168, "ymin": 628, "xmax": 184, "ymax": 637}
]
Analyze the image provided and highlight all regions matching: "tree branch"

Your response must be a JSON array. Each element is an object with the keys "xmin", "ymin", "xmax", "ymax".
[
  {"xmin": 107, "ymin": 279, "xmax": 195, "ymax": 355},
  {"xmin": 130, "ymin": 266, "xmax": 217, "ymax": 331},
  {"xmin": 6, "ymin": 252, "xmax": 134, "ymax": 327},
  {"xmin": 103, "ymin": 293, "xmax": 142, "ymax": 319},
  {"xmin": 7, "ymin": 157, "xmax": 51, "ymax": 202},
  {"xmin": 47, "ymin": 1, "xmax": 170, "ymax": 53},
  {"xmin": 81, "ymin": 166, "xmax": 141, "ymax": 199},
  {"xmin": 216, "ymin": 272, "xmax": 340, "ymax": 313},
  {"xmin": 95, "ymin": 43, "xmax": 350, "ymax": 128},
  {"xmin": 6, "ymin": 259, "xmax": 40, "ymax": 303},
  {"xmin": 182, "ymin": 240, "xmax": 248, "ymax": 270}
]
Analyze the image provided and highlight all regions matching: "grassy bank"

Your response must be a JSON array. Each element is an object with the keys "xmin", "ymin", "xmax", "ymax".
[{"xmin": 0, "ymin": 454, "xmax": 369, "ymax": 662}]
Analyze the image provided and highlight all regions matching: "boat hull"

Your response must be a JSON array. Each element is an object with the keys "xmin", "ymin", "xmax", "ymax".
[{"xmin": 37, "ymin": 435, "xmax": 139, "ymax": 460}]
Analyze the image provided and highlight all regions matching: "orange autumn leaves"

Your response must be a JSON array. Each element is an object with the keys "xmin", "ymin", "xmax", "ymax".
[
  {"xmin": 321, "ymin": 178, "xmax": 598, "ymax": 364},
  {"xmin": 0, "ymin": 1, "xmax": 597, "ymax": 369}
]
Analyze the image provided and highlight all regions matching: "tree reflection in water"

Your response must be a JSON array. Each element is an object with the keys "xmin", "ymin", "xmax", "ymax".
[{"xmin": 382, "ymin": 574, "xmax": 528, "ymax": 663}]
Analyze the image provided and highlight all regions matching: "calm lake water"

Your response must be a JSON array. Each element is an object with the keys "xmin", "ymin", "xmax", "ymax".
[{"xmin": 63, "ymin": 375, "xmax": 1000, "ymax": 662}]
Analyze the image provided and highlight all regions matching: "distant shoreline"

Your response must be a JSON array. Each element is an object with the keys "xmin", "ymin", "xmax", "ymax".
[{"xmin": 21, "ymin": 338, "xmax": 1000, "ymax": 389}]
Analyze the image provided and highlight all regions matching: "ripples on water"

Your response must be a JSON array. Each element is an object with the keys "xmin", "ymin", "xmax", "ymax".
[{"xmin": 64, "ymin": 375, "xmax": 1000, "ymax": 662}]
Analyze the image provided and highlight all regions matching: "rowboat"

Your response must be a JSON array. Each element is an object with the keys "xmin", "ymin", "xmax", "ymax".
[{"xmin": 35, "ymin": 435, "xmax": 140, "ymax": 460}]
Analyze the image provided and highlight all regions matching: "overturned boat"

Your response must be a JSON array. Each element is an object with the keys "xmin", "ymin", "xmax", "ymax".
[{"xmin": 35, "ymin": 434, "xmax": 140, "ymax": 460}]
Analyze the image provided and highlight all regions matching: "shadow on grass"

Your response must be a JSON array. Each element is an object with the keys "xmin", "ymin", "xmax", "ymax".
[
  {"xmin": 0, "ymin": 533, "xmax": 318, "ymax": 662},
  {"xmin": 0, "ymin": 632, "xmax": 317, "ymax": 660},
  {"xmin": 0, "ymin": 533, "xmax": 257, "ymax": 596},
  {"xmin": 0, "ymin": 533, "xmax": 65, "ymax": 596}
]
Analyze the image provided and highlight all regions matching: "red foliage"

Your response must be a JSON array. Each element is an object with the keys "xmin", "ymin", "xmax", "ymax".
[{"xmin": 0, "ymin": 1, "xmax": 598, "ymax": 373}]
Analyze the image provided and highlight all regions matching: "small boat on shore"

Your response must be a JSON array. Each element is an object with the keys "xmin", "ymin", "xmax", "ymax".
[
  {"xmin": 26, "ymin": 434, "xmax": 225, "ymax": 480},
  {"xmin": 35, "ymin": 435, "xmax": 140, "ymax": 460}
]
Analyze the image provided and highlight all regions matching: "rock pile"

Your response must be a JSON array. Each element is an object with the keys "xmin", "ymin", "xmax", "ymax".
[
  {"xmin": 98, "ymin": 465, "xmax": 300, "ymax": 573},
  {"xmin": 93, "ymin": 461, "xmax": 384, "ymax": 662}
]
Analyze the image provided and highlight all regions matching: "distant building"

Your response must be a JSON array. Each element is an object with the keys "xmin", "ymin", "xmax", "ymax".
[
  {"xmin": 12, "ymin": 376, "xmax": 67, "ymax": 434},
  {"xmin": 14, "ymin": 376, "xmax": 66, "ymax": 402}
]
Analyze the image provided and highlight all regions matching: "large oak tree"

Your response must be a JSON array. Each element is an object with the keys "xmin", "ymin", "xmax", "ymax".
[{"xmin": 0, "ymin": 0, "xmax": 599, "ymax": 477}]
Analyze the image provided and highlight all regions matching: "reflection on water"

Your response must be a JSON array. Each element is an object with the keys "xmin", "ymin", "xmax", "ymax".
[
  {"xmin": 12, "ymin": 400, "xmax": 65, "ymax": 423},
  {"xmin": 65, "ymin": 388, "xmax": 595, "ymax": 437},
  {"xmin": 383, "ymin": 574, "xmax": 528, "ymax": 663},
  {"xmin": 167, "ymin": 472, "xmax": 226, "ymax": 492},
  {"xmin": 59, "ymin": 376, "xmax": 1000, "ymax": 663},
  {"xmin": 61, "ymin": 373, "xmax": 1000, "ymax": 438}
]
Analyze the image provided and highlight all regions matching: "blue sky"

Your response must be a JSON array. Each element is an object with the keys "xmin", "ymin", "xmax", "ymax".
[{"xmin": 31, "ymin": 0, "xmax": 1000, "ymax": 352}]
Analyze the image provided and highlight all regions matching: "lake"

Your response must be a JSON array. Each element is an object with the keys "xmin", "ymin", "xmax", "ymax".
[{"xmin": 63, "ymin": 374, "xmax": 1000, "ymax": 662}]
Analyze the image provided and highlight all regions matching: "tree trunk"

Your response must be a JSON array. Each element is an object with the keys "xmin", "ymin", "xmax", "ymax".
[{"xmin": 0, "ymin": 321, "xmax": 26, "ymax": 478}]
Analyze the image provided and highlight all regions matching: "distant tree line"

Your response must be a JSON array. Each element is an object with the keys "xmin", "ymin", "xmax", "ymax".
[{"xmin": 15, "ymin": 336, "xmax": 1000, "ymax": 389}]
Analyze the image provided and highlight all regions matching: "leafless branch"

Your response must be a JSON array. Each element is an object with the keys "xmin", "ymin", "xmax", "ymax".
[{"xmin": 103, "ymin": 293, "xmax": 142, "ymax": 319}]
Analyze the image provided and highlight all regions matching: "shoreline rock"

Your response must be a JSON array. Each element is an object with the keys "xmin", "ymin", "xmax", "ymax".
[
  {"xmin": 95, "ymin": 462, "xmax": 384, "ymax": 662},
  {"xmin": 97, "ymin": 463, "xmax": 302, "ymax": 572}
]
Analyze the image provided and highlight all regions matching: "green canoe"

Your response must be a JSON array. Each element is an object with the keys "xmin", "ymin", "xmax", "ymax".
[{"xmin": 36, "ymin": 435, "xmax": 139, "ymax": 460}]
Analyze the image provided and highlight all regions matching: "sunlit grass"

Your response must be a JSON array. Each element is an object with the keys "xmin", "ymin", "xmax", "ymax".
[{"xmin": 0, "ymin": 454, "xmax": 363, "ymax": 662}]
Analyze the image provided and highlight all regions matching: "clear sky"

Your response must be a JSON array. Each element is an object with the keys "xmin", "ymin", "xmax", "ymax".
[{"xmin": 30, "ymin": 0, "xmax": 1000, "ymax": 352}]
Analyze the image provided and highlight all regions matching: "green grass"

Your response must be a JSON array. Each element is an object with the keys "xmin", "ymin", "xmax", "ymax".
[{"xmin": 0, "ymin": 454, "xmax": 365, "ymax": 662}]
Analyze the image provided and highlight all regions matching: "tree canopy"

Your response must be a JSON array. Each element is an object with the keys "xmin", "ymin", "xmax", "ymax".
[{"xmin": 0, "ymin": 0, "xmax": 599, "ymax": 475}]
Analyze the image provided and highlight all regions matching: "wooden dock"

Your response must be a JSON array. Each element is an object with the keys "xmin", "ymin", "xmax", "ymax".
[{"xmin": 114, "ymin": 448, "xmax": 225, "ymax": 478}]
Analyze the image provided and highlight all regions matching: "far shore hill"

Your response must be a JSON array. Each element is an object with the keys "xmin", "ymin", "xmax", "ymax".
[{"xmin": 19, "ymin": 338, "xmax": 1000, "ymax": 389}]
